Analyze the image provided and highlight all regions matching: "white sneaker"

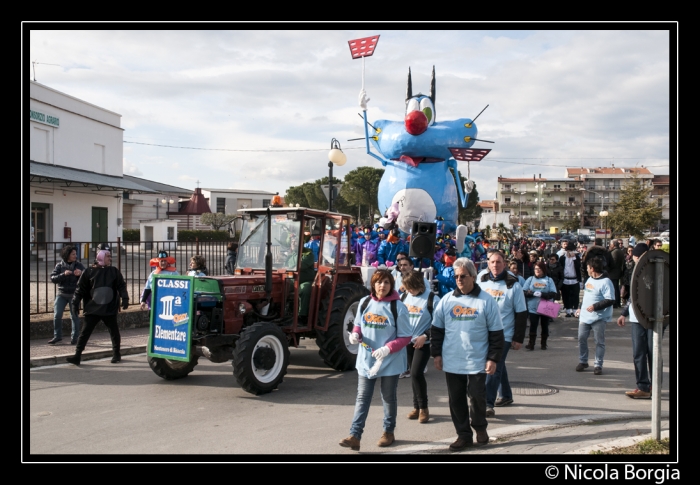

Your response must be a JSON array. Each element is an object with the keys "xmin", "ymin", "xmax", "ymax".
[
  {"xmin": 399, "ymin": 370, "xmax": 411, "ymax": 379},
  {"xmin": 424, "ymin": 366, "xmax": 428, "ymax": 374}
]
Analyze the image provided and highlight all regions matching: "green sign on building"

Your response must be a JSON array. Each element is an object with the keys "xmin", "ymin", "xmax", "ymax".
[{"xmin": 29, "ymin": 109, "xmax": 59, "ymax": 128}]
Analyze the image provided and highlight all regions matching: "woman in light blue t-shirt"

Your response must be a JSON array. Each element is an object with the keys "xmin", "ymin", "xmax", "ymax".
[
  {"xmin": 400, "ymin": 271, "xmax": 439, "ymax": 424},
  {"xmin": 522, "ymin": 261, "xmax": 558, "ymax": 350},
  {"xmin": 339, "ymin": 269, "xmax": 412, "ymax": 452}
]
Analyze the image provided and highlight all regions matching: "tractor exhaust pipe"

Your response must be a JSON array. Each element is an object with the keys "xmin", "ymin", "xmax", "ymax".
[{"xmin": 265, "ymin": 206, "xmax": 273, "ymax": 299}]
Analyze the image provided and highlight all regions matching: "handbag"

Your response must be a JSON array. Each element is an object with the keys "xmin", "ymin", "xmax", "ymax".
[{"xmin": 537, "ymin": 299, "xmax": 561, "ymax": 319}]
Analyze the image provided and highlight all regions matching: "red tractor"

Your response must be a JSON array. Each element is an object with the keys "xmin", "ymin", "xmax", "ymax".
[{"xmin": 147, "ymin": 207, "xmax": 369, "ymax": 395}]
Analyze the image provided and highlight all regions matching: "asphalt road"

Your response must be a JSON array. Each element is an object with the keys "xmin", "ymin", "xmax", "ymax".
[{"xmin": 27, "ymin": 309, "xmax": 672, "ymax": 457}]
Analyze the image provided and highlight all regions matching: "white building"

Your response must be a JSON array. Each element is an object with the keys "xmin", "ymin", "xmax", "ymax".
[
  {"xmin": 28, "ymin": 81, "xmax": 156, "ymax": 249},
  {"xmin": 200, "ymin": 188, "xmax": 277, "ymax": 233},
  {"xmin": 121, "ymin": 175, "xmax": 191, "ymax": 230}
]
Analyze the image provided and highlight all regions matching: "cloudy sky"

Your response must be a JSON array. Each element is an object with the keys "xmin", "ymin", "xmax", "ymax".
[{"xmin": 27, "ymin": 26, "xmax": 674, "ymax": 202}]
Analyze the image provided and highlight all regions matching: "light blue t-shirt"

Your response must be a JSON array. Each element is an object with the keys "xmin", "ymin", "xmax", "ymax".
[
  {"xmin": 401, "ymin": 288, "xmax": 440, "ymax": 344},
  {"xmin": 579, "ymin": 275, "xmax": 615, "ymax": 324},
  {"xmin": 353, "ymin": 296, "xmax": 411, "ymax": 378},
  {"xmin": 477, "ymin": 276, "xmax": 527, "ymax": 343},
  {"xmin": 432, "ymin": 289, "xmax": 503, "ymax": 374},
  {"xmin": 522, "ymin": 275, "xmax": 557, "ymax": 314}
]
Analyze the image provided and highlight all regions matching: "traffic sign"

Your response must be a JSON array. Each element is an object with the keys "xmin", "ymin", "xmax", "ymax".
[
  {"xmin": 630, "ymin": 249, "xmax": 670, "ymax": 330},
  {"xmin": 321, "ymin": 184, "xmax": 342, "ymax": 202}
]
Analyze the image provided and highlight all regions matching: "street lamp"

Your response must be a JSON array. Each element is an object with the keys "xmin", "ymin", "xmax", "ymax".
[
  {"xmin": 534, "ymin": 182, "xmax": 546, "ymax": 231},
  {"xmin": 599, "ymin": 210, "xmax": 609, "ymax": 247},
  {"xmin": 161, "ymin": 197, "xmax": 174, "ymax": 216},
  {"xmin": 517, "ymin": 191, "xmax": 527, "ymax": 234},
  {"xmin": 327, "ymin": 138, "xmax": 347, "ymax": 212},
  {"xmin": 580, "ymin": 188, "xmax": 609, "ymax": 232}
]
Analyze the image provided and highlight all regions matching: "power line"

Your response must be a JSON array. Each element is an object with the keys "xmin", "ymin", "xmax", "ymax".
[
  {"xmin": 122, "ymin": 140, "xmax": 670, "ymax": 168},
  {"xmin": 123, "ymin": 140, "xmax": 364, "ymax": 152}
]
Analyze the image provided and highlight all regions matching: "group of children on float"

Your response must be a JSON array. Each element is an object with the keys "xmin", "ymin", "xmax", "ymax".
[{"xmin": 348, "ymin": 221, "xmax": 490, "ymax": 298}]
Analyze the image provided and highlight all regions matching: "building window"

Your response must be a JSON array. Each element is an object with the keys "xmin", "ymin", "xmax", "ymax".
[
  {"xmin": 217, "ymin": 197, "xmax": 226, "ymax": 213},
  {"xmin": 568, "ymin": 184, "xmax": 577, "ymax": 189},
  {"xmin": 167, "ymin": 227, "xmax": 174, "ymax": 240},
  {"xmin": 263, "ymin": 199, "xmax": 271, "ymax": 207},
  {"xmin": 505, "ymin": 197, "xmax": 511, "ymax": 203},
  {"xmin": 123, "ymin": 191, "xmax": 130, "ymax": 200},
  {"xmin": 553, "ymin": 211, "xmax": 560, "ymax": 217},
  {"xmin": 553, "ymin": 184, "xmax": 561, "ymax": 189},
  {"xmin": 504, "ymin": 184, "xmax": 511, "ymax": 190},
  {"xmin": 568, "ymin": 197, "xmax": 575, "ymax": 203}
]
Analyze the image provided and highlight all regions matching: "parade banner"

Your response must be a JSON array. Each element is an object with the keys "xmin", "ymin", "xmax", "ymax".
[{"xmin": 147, "ymin": 274, "xmax": 194, "ymax": 361}]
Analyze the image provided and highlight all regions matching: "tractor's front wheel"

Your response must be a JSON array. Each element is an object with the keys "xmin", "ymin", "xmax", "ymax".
[
  {"xmin": 316, "ymin": 282, "xmax": 369, "ymax": 371},
  {"xmin": 148, "ymin": 355, "xmax": 199, "ymax": 380},
  {"xmin": 233, "ymin": 322, "xmax": 290, "ymax": 395}
]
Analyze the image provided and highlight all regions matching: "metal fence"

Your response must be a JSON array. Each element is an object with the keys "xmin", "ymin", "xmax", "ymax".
[{"xmin": 28, "ymin": 240, "xmax": 230, "ymax": 315}]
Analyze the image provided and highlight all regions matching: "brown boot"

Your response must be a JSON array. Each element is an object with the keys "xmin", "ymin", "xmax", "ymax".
[
  {"xmin": 377, "ymin": 432, "xmax": 395, "ymax": 447},
  {"xmin": 407, "ymin": 408, "xmax": 420, "ymax": 420},
  {"xmin": 540, "ymin": 335, "xmax": 548, "ymax": 350},
  {"xmin": 339, "ymin": 435, "xmax": 360, "ymax": 451},
  {"xmin": 525, "ymin": 334, "xmax": 536, "ymax": 351},
  {"xmin": 419, "ymin": 408, "xmax": 430, "ymax": 423}
]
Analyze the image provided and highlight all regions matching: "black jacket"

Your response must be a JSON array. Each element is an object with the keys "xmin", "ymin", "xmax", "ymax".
[
  {"xmin": 547, "ymin": 262, "xmax": 564, "ymax": 290},
  {"xmin": 559, "ymin": 251, "xmax": 582, "ymax": 283},
  {"xmin": 73, "ymin": 265, "xmax": 129, "ymax": 316},
  {"xmin": 50, "ymin": 259, "xmax": 86, "ymax": 295},
  {"xmin": 607, "ymin": 248, "xmax": 625, "ymax": 280},
  {"xmin": 515, "ymin": 259, "xmax": 534, "ymax": 280}
]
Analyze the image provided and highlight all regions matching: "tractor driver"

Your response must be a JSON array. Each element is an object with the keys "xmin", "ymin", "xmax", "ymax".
[{"xmin": 285, "ymin": 242, "xmax": 315, "ymax": 326}]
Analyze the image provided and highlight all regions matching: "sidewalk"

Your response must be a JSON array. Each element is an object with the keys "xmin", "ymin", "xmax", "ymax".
[
  {"xmin": 27, "ymin": 306, "xmax": 672, "ymax": 456},
  {"xmin": 28, "ymin": 326, "xmax": 149, "ymax": 368}
]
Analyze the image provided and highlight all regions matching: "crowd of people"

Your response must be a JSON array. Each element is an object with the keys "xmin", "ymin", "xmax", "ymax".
[
  {"xmin": 49, "ymin": 246, "xmax": 215, "ymax": 366},
  {"xmin": 339, "ymin": 230, "xmax": 668, "ymax": 452},
  {"xmin": 46, "ymin": 226, "xmax": 666, "ymax": 452}
]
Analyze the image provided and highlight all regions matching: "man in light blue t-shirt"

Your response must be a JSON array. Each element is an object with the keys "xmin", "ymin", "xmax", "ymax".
[
  {"xmin": 431, "ymin": 258, "xmax": 504, "ymax": 452},
  {"xmin": 477, "ymin": 250, "xmax": 528, "ymax": 417},
  {"xmin": 575, "ymin": 256, "xmax": 615, "ymax": 375}
]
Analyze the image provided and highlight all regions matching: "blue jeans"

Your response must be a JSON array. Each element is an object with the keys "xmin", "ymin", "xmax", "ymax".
[
  {"xmin": 578, "ymin": 318, "xmax": 606, "ymax": 368},
  {"xmin": 349, "ymin": 374, "xmax": 399, "ymax": 440},
  {"xmin": 485, "ymin": 342, "xmax": 511, "ymax": 408},
  {"xmin": 53, "ymin": 294, "xmax": 81, "ymax": 340},
  {"xmin": 631, "ymin": 321, "xmax": 665, "ymax": 392}
]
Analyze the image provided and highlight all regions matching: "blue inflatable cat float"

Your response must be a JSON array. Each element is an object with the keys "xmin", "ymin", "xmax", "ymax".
[{"xmin": 360, "ymin": 66, "xmax": 488, "ymax": 237}]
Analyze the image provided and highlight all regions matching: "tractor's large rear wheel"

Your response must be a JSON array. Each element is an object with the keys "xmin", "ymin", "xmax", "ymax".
[
  {"xmin": 316, "ymin": 282, "xmax": 369, "ymax": 371},
  {"xmin": 233, "ymin": 322, "xmax": 290, "ymax": 395},
  {"xmin": 148, "ymin": 355, "xmax": 199, "ymax": 380}
]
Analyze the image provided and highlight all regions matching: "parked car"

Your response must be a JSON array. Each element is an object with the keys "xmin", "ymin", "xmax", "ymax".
[
  {"xmin": 560, "ymin": 234, "xmax": 577, "ymax": 244},
  {"xmin": 576, "ymin": 234, "xmax": 591, "ymax": 244},
  {"xmin": 659, "ymin": 231, "xmax": 669, "ymax": 238}
]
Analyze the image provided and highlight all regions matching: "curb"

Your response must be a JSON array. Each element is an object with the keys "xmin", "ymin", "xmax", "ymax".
[
  {"xmin": 29, "ymin": 345, "xmax": 147, "ymax": 368},
  {"xmin": 391, "ymin": 412, "xmax": 670, "ymax": 454},
  {"xmin": 569, "ymin": 429, "xmax": 670, "ymax": 455}
]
